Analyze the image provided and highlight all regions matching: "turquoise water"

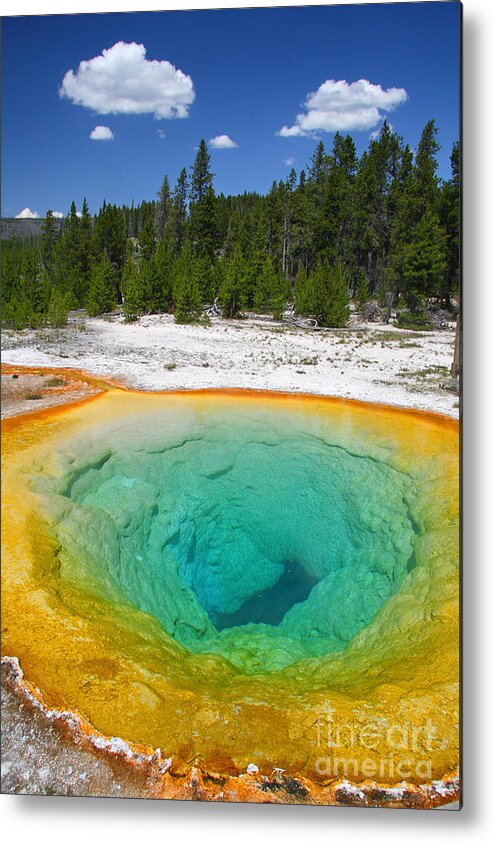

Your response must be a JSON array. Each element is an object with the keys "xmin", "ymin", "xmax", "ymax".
[{"xmin": 42, "ymin": 409, "xmax": 418, "ymax": 672}]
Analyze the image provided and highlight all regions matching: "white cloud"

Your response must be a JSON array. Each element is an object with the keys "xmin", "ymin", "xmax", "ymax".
[
  {"xmin": 60, "ymin": 41, "xmax": 195, "ymax": 120},
  {"xmin": 90, "ymin": 125, "xmax": 115, "ymax": 141},
  {"xmin": 208, "ymin": 134, "xmax": 238, "ymax": 149},
  {"xmin": 278, "ymin": 125, "xmax": 306, "ymax": 138},
  {"xmin": 284, "ymin": 156, "xmax": 296, "ymax": 167},
  {"xmin": 15, "ymin": 208, "xmax": 39, "ymax": 219},
  {"xmin": 50, "ymin": 209, "xmax": 82, "ymax": 218},
  {"xmin": 156, "ymin": 129, "xmax": 166, "ymax": 139},
  {"xmin": 278, "ymin": 78, "xmax": 408, "ymax": 137}
]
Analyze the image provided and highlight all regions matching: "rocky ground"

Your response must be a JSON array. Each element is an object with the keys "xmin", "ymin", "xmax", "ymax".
[{"xmin": 1, "ymin": 664, "xmax": 156, "ymax": 799}]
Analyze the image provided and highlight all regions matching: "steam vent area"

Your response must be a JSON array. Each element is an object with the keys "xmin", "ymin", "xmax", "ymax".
[{"xmin": 1, "ymin": 387, "xmax": 459, "ymax": 805}]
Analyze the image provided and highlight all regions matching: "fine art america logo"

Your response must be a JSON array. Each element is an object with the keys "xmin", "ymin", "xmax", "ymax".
[{"xmin": 314, "ymin": 704, "xmax": 442, "ymax": 781}]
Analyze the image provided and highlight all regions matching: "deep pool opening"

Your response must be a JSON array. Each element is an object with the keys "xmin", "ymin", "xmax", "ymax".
[
  {"xmin": 210, "ymin": 561, "xmax": 320, "ymax": 630},
  {"xmin": 45, "ymin": 412, "xmax": 421, "ymax": 671}
]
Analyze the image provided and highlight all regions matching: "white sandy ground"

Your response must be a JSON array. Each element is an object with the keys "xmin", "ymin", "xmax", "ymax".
[{"xmin": 1, "ymin": 309, "xmax": 459, "ymax": 417}]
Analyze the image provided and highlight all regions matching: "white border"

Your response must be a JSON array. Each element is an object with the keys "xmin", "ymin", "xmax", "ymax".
[{"xmin": 2, "ymin": 0, "xmax": 493, "ymax": 837}]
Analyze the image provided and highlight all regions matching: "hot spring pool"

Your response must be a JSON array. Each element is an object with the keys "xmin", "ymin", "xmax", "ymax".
[{"xmin": 1, "ymin": 388, "xmax": 459, "ymax": 788}]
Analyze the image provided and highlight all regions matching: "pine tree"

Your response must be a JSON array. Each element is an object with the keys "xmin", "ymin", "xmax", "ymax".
[
  {"xmin": 385, "ymin": 144, "xmax": 416, "ymax": 309},
  {"xmin": 170, "ymin": 168, "xmax": 188, "ymax": 255},
  {"xmin": 353, "ymin": 121, "xmax": 402, "ymax": 297},
  {"xmin": 253, "ymin": 256, "xmax": 289, "ymax": 318},
  {"xmin": 439, "ymin": 141, "xmax": 460, "ymax": 303},
  {"xmin": 305, "ymin": 140, "xmax": 334, "ymax": 266},
  {"xmin": 197, "ymin": 186, "xmax": 218, "ymax": 260},
  {"xmin": 1, "ymin": 239, "xmax": 39, "ymax": 328},
  {"xmin": 313, "ymin": 260, "xmax": 349, "ymax": 327},
  {"xmin": 278, "ymin": 170, "xmax": 297, "ymax": 278},
  {"xmin": 190, "ymin": 139, "xmax": 213, "ymax": 204},
  {"xmin": 34, "ymin": 266, "xmax": 52, "ymax": 315},
  {"xmin": 265, "ymin": 180, "xmax": 285, "ymax": 271},
  {"xmin": 194, "ymin": 256, "xmax": 216, "ymax": 304},
  {"xmin": 296, "ymin": 260, "xmax": 349, "ymax": 327},
  {"xmin": 91, "ymin": 203, "xmax": 127, "ymax": 279},
  {"xmin": 400, "ymin": 209, "xmax": 447, "ymax": 310},
  {"xmin": 290, "ymin": 169, "xmax": 311, "ymax": 275},
  {"xmin": 47, "ymin": 286, "xmax": 71, "ymax": 327},
  {"xmin": 329, "ymin": 132, "xmax": 357, "ymax": 263},
  {"xmin": 174, "ymin": 274, "xmax": 203, "ymax": 323},
  {"xmin": 218, "ymin": 245, "xmax": 248, "ymax": 318},
  {"xmin": 414, "ymin": 119, "xmax": 440, "ymax": 216},
  {"xmin": 78, "ymin": 197, "xmax": 93, "ymax": 300},
  {"xmin": 121, "ymin": 253, "xmax": 145, "ymax": 321},
  {"xmin": 52, "ymin": 201, "xmax": 83, "ymax": 304},
  {"xmin": 40, "ymin": 210, "xmax": 59, "ymax": 270},
  {"xmin": 138, "ymin": 216, "xmax": 156, "ymax": 264},
  {"xmin": 52, "ymin": 198, "xmax": 92, "ymax": 304},
  {"xmin": 86, "ymin": 253, "xmax": 116, "ymax": 316},
  {"xmin": 136, "ymin": 241, "xmax": 174, "ymax": 315},
  {"xmin": 151, "ymin": 237, "xmax": 174, "ymax": 311},
  {"xmin": 388, "ymin": 123, "xmax": 446, "ymax": 312},
  {"xmin": 173, "ymin": 243, "xmax": 203, "ymax": 323},
  {"xmin": 155, "ymin": 175, "xmax": 171, "ymax": 240},
  {"xmin": 307, "ymin": 140, "xmax": 329, "ymax": 184},
  {"xmin": 189, "ymin": 140, "xmax": 218, "ymax": 259}
]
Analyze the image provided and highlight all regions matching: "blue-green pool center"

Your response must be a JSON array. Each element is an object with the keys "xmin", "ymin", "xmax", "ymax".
[{"xmin": 42, "ymin": 411, "xmax": 419, "ymax": 673}]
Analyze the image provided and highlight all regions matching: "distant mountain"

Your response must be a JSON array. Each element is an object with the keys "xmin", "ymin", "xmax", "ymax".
[{"xmin": 1, "ymin": 217, "xmax": 63, "ymax": 241}]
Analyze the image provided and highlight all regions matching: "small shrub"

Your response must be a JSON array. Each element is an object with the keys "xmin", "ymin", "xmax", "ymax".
[
  {"xmin": 395, "ymin": 310, "xmax": 433, "ymax": 331},
  {"xmin": 47, "ymin": 289, "xmax": 70, "ymax": 328}
]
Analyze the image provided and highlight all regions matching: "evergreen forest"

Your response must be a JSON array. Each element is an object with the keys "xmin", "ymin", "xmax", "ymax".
[{"xmin": 1, "ymin": 120, "xmax": 460, "ymax": 331}]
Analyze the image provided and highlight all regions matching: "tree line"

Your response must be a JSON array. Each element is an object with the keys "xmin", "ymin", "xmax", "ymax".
[{"xmin": 1, "ymin": 119, "xmax": 459, "ymax": 330}]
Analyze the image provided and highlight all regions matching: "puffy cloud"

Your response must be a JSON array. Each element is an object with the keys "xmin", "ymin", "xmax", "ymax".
[
  {"xmin": 60, "ymin": 41, "xmax": 195, "ymax": 120},
  {"xmin": 208, "ymin": 134, "xmax": 238, "ymax": 149},
  {"xmin": 284, "ymin": 156, "xmax": 296, "ymax": 166},
  {"xmin": 156, "ymin": 129, "xmax": 166, "ymax": 139},
  {"xmin": 278, "ymin": 78, "xmax": 408, "ymax": 137},
  {"xmin": 90, "ymin": 125, "xmax": 115, "ymax": 141},
  {"xmin": 278, "ymin": 125, "xmax": 306, "ymax": 138},
  {"xmin": 15, "ymin": 208, "xmax": 39, "ymax": 219}
]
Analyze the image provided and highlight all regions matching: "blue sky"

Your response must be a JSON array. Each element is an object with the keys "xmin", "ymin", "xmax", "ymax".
[{"xmin": 2, "ymin": 2, "xmax": 461, "ymax": 219}]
